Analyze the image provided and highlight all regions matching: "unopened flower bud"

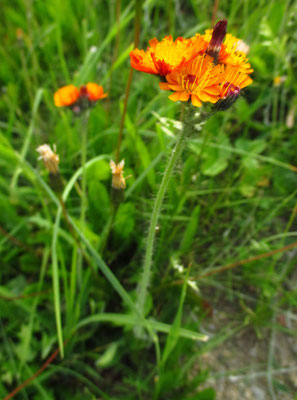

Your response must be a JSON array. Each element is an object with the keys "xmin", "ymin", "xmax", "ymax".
[
  {"xmin": 206, "ymin": 19, "xmax": 227, "ymax": 64},
  {"xmin": 215, "ymin": 82, "xmax": 241, "ymax": 111}
]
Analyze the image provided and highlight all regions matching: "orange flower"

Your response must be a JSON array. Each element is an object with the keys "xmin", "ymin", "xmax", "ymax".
[
  {"xmin": 159, "ymin": 54, "xmax": 225, "ymax": 107},
  {"xmin": 54, "ymin": 85, "xmax": 80, "ymax": 107},
  {"xmin": 220, "ymin": 34, "xmax": 253, "ymax": 74},
  {"xmin": 130, "ymin": 35, "xmax": 208, "ymax": 76},
  {"xmin": 220, "ymin": 65, "xmax": 253, "ymax": 99},
  {"xmin": 81, "ymin": 83, "xmax": 108, "ymax": 101}
]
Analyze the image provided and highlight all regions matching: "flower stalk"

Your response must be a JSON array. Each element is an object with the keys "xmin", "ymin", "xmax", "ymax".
[
  {"xmin": 137, "ymin": 103, "xmax": 195, "ymax": 315},
  {"xmin": 80, "ymin": 110, "xmax": 90, "ymax": 233}
]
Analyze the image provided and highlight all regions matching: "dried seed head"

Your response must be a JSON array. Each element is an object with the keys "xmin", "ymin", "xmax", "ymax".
[
  {"xmin": 110, "ymin": 159, "xmax": 126, "ymax": 190},
  {"xmin": 36, "ymin": 144, "xmax": 60, "ymax": 175}
]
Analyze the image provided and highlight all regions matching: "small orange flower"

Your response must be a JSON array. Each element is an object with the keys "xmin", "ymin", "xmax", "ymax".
[
  {"xmin": 220, "ymin": 34, "xmax": 253, "ymax": 74},
  {"xmin": 220, "ymin": 65, "xmax": 253, "ymax": 99},
  {"xmin": 130, "ymin": 35, "xmax": 208, "ymax": 76},
  {"xmin": 159, "ymin": 54, "xmax": 225, "ymax": 107},
  {"xmin": 54, "ymin": 85, "xmax": 80, "ymax": 107},
  {"xmin": 82, "ymin": 83, "xmax": 108, "ymax": 101}
]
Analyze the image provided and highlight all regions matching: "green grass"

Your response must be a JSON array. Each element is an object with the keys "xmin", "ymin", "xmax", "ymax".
[{"xmin": 1, "ymin": 0, "xmax": 297, "ymax": 399}]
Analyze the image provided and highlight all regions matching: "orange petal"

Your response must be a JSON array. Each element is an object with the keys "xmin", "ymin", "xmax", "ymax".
[
  {"xmin": 86, "ymin": 83, "xmax": 108, "ymax": 101},
  {"xmin": 54, "ymin": 85, "xmax": 79, "ymax": 107},
  {"xmin": 191, "ymin": 94, "xmax": 202, "ymax": 107},
  {"xmin": 159, "ymin": 82, "xmax": 171, "ymax": 90},
  {"xmin": 130, "ymin": 49, "xmax": 157, "ymax": 74},
  {"xmin": 169, "ymin": 91, "xmax": 187, "ymax": 102},
  {"xmin": 179, "ymin": 92, "xmax": 190, "ymax": 101}
]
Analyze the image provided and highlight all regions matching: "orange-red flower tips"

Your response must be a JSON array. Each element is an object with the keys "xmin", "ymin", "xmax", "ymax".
[
  {"xmin": 36, "ymin": 144, "xmax": 60, "ymax": 174},
  {"xmin": 159, "ymin": 54, "xmax": 226, "ymax": 107},
  {"xmin": 80, "ymin": 83, "xmax": 108, "ymax": 101},
  {"xmin": 130, "ymin": 35, "xmax": 208, "ymax": 76},
  {"xmin": 110, "ymin": 160, "xmax": 126, "ymax": 190},
  {"xmin": 54, "ymin": 85, "xmax": 80, "ymax": 107}
]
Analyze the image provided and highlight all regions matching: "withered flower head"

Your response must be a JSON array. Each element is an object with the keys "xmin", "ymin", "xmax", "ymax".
[
  {"xmin": 206, "ymin": 19, "xmax": 227, "ymax": 63},
  {"xmin": 36, "ymin": 144, "xmax": 60, "ymax": 175},
  {"xmin": 110, "ymin": 160, "xmax": 126, "ymax": 190}
]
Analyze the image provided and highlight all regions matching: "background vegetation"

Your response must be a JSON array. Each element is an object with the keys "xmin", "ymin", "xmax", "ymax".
[{"xmin": 1, "ymin": 0, "xmax": 297, "ymax": 399}]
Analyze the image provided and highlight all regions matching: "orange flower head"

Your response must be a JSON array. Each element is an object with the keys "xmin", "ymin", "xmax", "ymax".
[
  {"xmin": 130, "ymin": 35, "xmax": 208, "ymax": 76},
  {"xmin": 159, "ymin": 54, "xmax": 226, "ymax": 107},
  {"xmin": 220, "ymin": 64, "xmax": 253, "ymax": 98},
  {"xmin": 213, "ymin": 64, "xmax": 253, "ymax": 110},
  {"xmin": 54, "ymin": 85, "xmax": 80, "ymax": 107},
  {"xmin": 220, "ymin": 34, "xmax": 253, "ymax": 73},
  {"xmin": 81, "ymin": 83, "xmax": 108, "ymax": 101}
]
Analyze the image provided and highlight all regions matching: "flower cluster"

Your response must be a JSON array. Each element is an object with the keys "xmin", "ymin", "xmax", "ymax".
[
  {"xmin": 130, "ymin": 20, "xmax": 253, "ymax": 108},
  {"xmin": 54, "ymin": 83, "xmax": 107, "ymax": 111}
]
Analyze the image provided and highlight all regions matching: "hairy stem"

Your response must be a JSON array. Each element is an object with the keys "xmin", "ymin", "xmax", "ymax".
[{"xmin": 137, "ymin": 105, "xmax": 194, "ymax": 315}]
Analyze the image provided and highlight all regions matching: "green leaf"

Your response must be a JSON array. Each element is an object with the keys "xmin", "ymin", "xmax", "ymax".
[
  {"xmin": 86, "ymin": 159, "xmax": 110, "ymax": 182},
  {"xmin": 114, "ymin": 202, "xmax": 135, "ymax": 241},
  {"xmin": 96, "ymin": 342, "xmax": 119, "ymax": 368},
  {"xmin": 235, "ymin": 138, "xmax": 267, "ymax": 155},
  {"xmin": 199, "ymin": 132, "xmax": 231, "ymax": 177},
  {"xmin": 88, "ymin": 180, "xmax": 110, "ymax": 216},
  {"xmin": 186, "ymin": 388, "xmax": 216, "ymax": 400},
  {"xmin": 179, "ymin": 205, "xmax": 200, "ymax": 253}
]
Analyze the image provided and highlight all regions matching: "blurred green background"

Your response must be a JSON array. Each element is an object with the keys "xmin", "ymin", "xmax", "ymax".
[{"xmin": 1, "ymin": 0, "xmax": 297, "ymax": 399}]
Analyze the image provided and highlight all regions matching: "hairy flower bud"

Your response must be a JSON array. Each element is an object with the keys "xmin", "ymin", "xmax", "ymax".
[{"xmin": 206, "ymin": 19, "xmax": 227, "ymax": 64}]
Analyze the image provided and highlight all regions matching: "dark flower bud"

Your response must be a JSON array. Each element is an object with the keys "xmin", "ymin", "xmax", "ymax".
[
  {"xmin": 207, "ymin": 19, "xmax": 227, "ymax": 64},
  {"xmin": 214, "ymin": 83, "xmax": 241, "ymax": 111}
]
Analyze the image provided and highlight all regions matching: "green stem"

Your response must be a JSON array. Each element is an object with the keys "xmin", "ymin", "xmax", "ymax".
[
  {"xmin": 80, "ymin": 110, "xmax": 90, "ymax": 232},
  {"xmin": 137, "ymin": 104, "xmax": 194, "ymax": 314}
]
